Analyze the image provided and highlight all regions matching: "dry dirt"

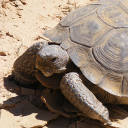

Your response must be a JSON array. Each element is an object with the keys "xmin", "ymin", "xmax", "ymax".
[{"xmin": 1, "ymin": 0, "xmax": 128, "ymax": 128}]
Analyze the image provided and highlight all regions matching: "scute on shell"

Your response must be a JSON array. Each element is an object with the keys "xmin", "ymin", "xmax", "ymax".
[{"xmin": 43, "ymin": 0, "xmax": 128, "ymax": 98}]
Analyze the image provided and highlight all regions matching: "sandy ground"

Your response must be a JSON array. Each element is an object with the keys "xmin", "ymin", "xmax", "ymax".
[
  {"xmin": 1, "ymin": 0, "xmax": 128, "ymax": 128},
  {"xmin": 0, "ymin": 0, "xmax": 91, "ymax": 95},
  {"xmin": 0, "ymin": 0, "xmax": 92, "ymax": 84}
]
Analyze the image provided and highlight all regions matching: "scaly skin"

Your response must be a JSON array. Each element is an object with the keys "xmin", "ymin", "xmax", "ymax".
[
  {"xmin": 60, "ymin": 72, "xmax": 111, "ymax": 124},
  {"xmin": 13, "ymin": 42, "xmax": 48, "ymax": 87}
]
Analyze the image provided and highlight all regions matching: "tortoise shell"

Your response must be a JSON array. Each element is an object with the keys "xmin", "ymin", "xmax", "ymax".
[{"xmin": 43, "ymin": 0, "xmax": 128, "ymax": 97}]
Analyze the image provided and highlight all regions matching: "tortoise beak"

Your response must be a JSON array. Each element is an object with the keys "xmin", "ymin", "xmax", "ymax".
[
  {"xmin": 41, "ymin": 70, "xmax": 53, "ymax": 77},
  {"xmin": 36, "ymin": 63, "xmax": 53, "ymax": 77}
]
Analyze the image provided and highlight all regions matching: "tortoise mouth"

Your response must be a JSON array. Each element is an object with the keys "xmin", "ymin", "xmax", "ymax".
[
  {"xmin": 36, "ymin": 61, "xmax": 53, "ymax": 77},
  {"xmin": 41, "ymin": 70, "xmax": 53, "ymax": 77}
]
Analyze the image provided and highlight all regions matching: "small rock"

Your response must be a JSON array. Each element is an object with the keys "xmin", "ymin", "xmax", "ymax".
[
  {"xmin": 14, "ymin": 1, "xmax": 22, "ymax": 6},
  {"xmin": 0, "ymin": 51, "xmax": 6, "ymax": 56},
  {"xmin": 20, "ymin": 0, "xmax": 27, "ymax": 5}
]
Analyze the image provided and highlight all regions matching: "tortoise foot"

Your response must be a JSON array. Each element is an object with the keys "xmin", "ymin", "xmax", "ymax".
[{"xmin": 60, "ymin": 72, "xmax": 111, "ymax": 124}]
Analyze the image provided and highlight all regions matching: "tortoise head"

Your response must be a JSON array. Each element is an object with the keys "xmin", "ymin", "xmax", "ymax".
[{"xmin": 36, "ymin": 45, "xmax": 70, "ymax": 77}]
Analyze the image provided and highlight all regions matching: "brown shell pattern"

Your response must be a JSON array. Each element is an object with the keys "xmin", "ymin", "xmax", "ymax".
[{"xmin": 43, "ymin": 0, "xmax": 128, "ymax": 97}]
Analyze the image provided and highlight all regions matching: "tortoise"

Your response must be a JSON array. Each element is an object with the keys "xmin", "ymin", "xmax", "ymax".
[{"xmin": 12, "ymin": 0, "xmax": 128, "ymax": 125}]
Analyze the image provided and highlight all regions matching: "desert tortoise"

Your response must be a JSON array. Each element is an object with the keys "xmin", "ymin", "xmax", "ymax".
[{"xmin": 13, "ymin": 0, "xmax": 128, "ymax": 125}]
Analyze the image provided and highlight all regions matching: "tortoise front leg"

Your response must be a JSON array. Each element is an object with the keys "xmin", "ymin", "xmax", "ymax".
[{"xmin": 60, "ymin": 72, "xmax": 111, "ymax": 124}]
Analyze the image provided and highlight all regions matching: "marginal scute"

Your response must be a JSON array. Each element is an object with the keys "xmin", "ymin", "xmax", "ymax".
[
  {"xmin": 60, "ymin": 4, "xmax": 100, "ymax": 27},
  {"xmin": 70, "ymin": 13, "xmax": 112, "ymax": 47},
  {"xmin": 120, "ymin": 0, "xmax": 128, "ymax": 10},
  {"xmin": 43, "ymin": 24, "xmax": 69, "ymax": 44},
  {"xmin": 98, "ymin": 73, "xmax": 123, "ymax": 96},
  {"xmin": 60, "ymin": 38, "xmax": 76, "ymax": 50},
  {"xmin": 67, "ymin": 45, "xmax": 92, "ymax": 68},
  {"xmin": 120, "ymin": 97, "xmax": 128, "ymax": 104},
  {"xmin": 80, "ymin": 62, "xmax": 106, "ymax": 85},
  {"xmin": 93, "ymin": 28, "xmax": 128, "ymax": 73},
  {"xmin": 122, "ymin": 73, "xmax": 128, "ymax": 96},
  {"xmin": 97, "ymin": 2, "xmax": 128, "ymax": 27}
]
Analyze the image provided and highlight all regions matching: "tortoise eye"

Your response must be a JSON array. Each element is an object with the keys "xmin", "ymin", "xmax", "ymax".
[{"xmin": 51, "ymin": 57, "xmax": 56, "ymax": 62}]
